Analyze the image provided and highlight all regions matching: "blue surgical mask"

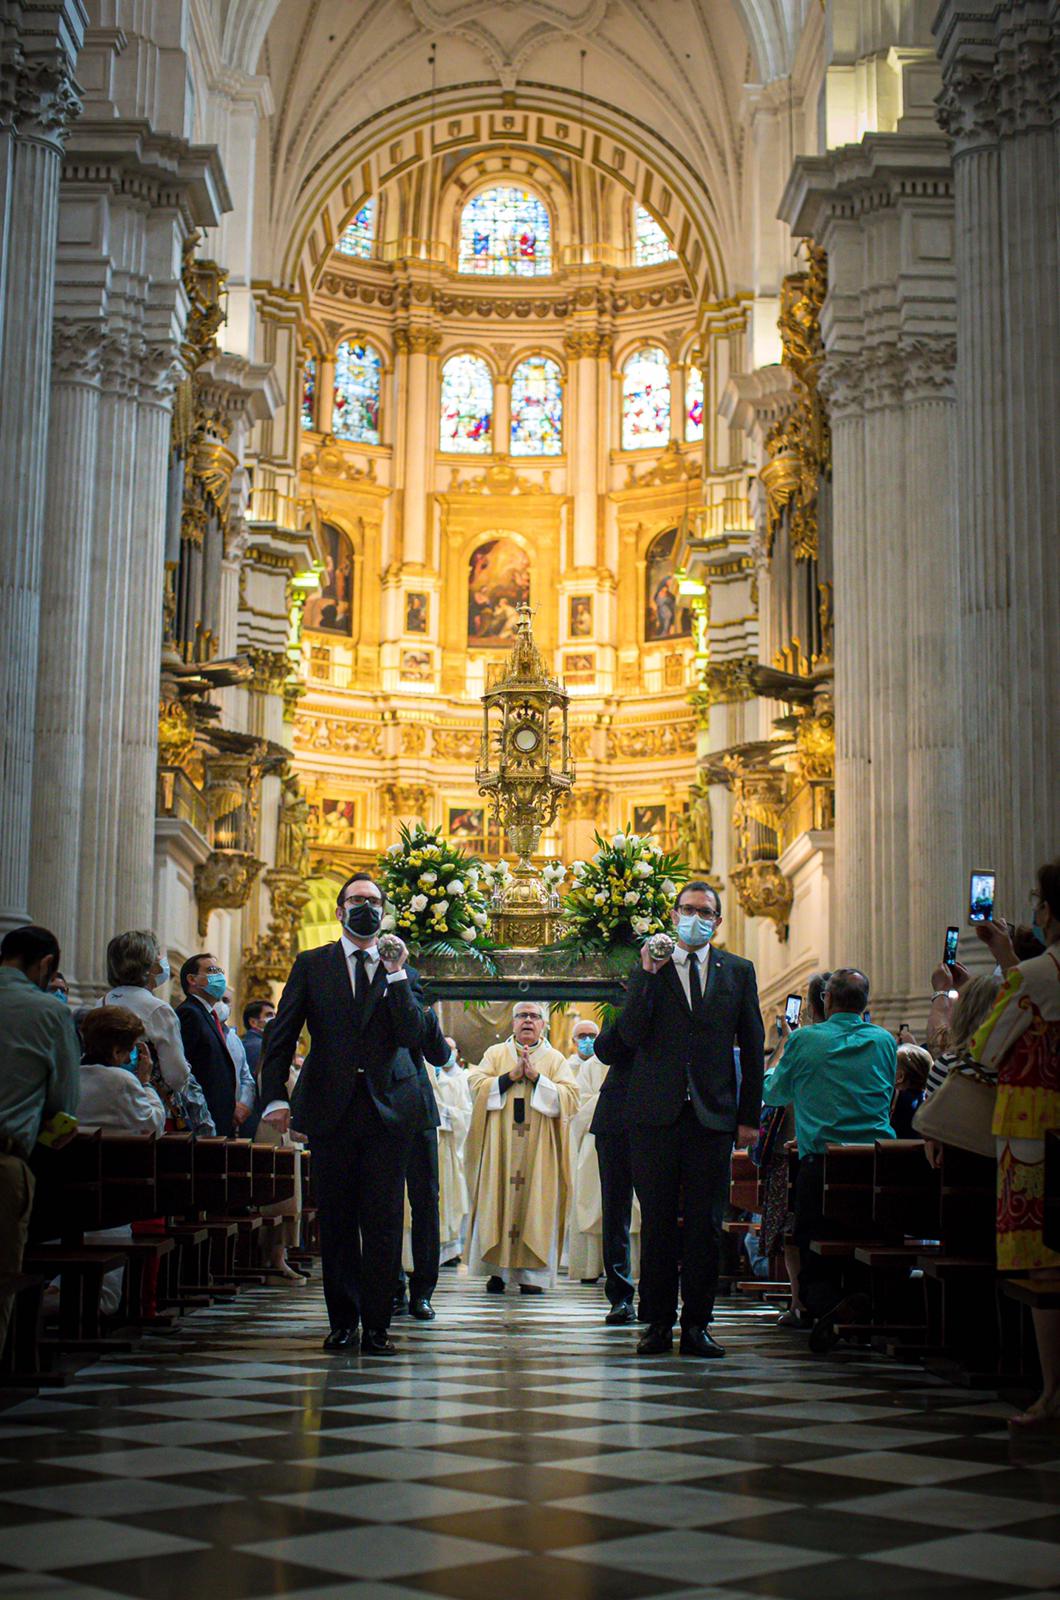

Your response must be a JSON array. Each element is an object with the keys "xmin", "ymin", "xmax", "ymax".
[
  {"xmin": 204, "ymin": 971, "xmax": 227, "ymax": 1001},
  {"xmin": 1031, "ymin": 918, "xmax": 1047, "ymax": 947},
  {"xmin": 120, "ymin": 1045, "xmax": 139, "ymax": 1074},
  {"xmin": 677, "ymin": 913, "xmax": 716, "ymax": 948},
  {"xmin": 50, "ymin": 989, "xmax": 68, "ymax": 1005},
  {"xmin": 575, "ymin": 1037, "xmax": 595, "ymax": 1058}
]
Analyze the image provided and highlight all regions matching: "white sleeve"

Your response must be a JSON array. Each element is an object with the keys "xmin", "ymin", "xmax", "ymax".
[
  {"xmin": 530, "ymin": 1072, "xmax": 561, "ymax": 1117},
  {"xmin": 112, "ymin": 1076, "xmax": 168, "ymax": 1135},
  {"xmin": 148, "ymin": 1004, "xmax": 191, "ymax": 1093},
  {"xmin": 261, "ymin": 1100, "xmax": 288, "ymax": 1118},
  {"xmin": 385, "ymin": 971, "xmax": 408, "ymax": 984},
  {"xmin": 486, "ymin": 1075, "xmax": 507, "ymax": 1111}
]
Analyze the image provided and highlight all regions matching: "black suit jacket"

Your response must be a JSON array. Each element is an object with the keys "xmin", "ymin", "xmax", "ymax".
[
  {"xmin": 258, "ymin": 942, "xmax": 443, "ymax": 1141},
  {"xmin": 589, "ymin": 1029, "xmax": 635, "ymax": 1139},
  {"xmin": 176, "ymin": 997, "xmax": 237, "ymax": 1136},
  {"xmin": 595, "ymin": 946, "xmax": 765, "ymax": 1132}
]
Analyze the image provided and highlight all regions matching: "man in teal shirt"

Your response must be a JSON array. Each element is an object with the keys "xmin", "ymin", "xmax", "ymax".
[
  {"xmin": 0, "ymin": 925, "xmax": 81, "ymax": 1353},
  {"xmin": 763, "ymin": 968, "xmax": 896, "ymax": 1345}
]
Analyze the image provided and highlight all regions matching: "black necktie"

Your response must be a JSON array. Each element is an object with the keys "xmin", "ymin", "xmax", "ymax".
[
  {"xmin": 688, "ymin": 951, "xmax": 703, "ymax": 1014},
  {"xmin": 352, "ymin": 949, "xmax": 370, "ymax": 1011}
]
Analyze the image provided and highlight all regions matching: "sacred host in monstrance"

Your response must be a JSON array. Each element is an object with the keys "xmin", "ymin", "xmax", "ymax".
[{"xmin": 465, "ymin": 1001, "xmax": 578, "ymax": 1293}]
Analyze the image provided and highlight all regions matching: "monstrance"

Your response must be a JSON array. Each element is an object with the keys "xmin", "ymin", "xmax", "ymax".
[{"xmin": 475, "ymin": 606, "xmax": 574, "ymax": 948}]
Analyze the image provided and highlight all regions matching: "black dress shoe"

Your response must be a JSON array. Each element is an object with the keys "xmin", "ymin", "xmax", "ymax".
[
  {"xmin": 637, "ymin": 1323, "xmax": 673, "ymax": 1355},
  {"xmin": 486, "ymin": 1275, "xmax": 506, "ymax": 1293},
  {"xmin": 519, "ymin": 1283, "xmax": 543, "ymax": 1295},
  {"xmin": 322, "ymin": 1327, "xmax": 356, "ymax": 1351},
  {"xmin": 605, "ymin": 1301, "xmax": 638, "ymax": 1326},
  {"xmin": 360, "ymin": 1329, "xmax": 397, "ymax": 1355},
  {"xmin": 808, "ymin": 1292, "xmax": 871, "ymax": 1354},
  {"xmin": 392, "ymin": 1294, "xmax": 408, "ymax": 1315},
  {"xmin": 679, "ymin": 1325, "xmax": 725, "ymax": 1358},
  {"xmin": 410, "ymin": 1297, "xmax": 436, "ymax": 1321}
]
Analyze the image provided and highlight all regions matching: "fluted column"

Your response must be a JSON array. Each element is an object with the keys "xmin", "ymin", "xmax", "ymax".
[
  {"xmin": 935, "ymin": 0, "xmax": 1060, "ymax": 904},
  {"xmin": 28, "ymin": 322, "xmax": 103, "ymax": 973},
  {"xmin": 565, "ymin": 331, "xmax": 608, "ymax": 568},
  {"xmin": 0, "ymin": 8, "xmax": 83, "ymax": 933},
  {"xmin": 78, "ymin": 340, "xmax": 140, "ymax": 983},
  {"xmin": 114, "ymin": 355, "xmax": 181, "ymax": 929},
  {"xmin": 398, "ymin": 326, "xmax": 439, "ymax": 569}
]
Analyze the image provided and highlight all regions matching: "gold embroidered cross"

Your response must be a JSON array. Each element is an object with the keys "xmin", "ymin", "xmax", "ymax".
[
  {"xmin": 508, "ymin": 1225, "xmax": 521, "ymax": 1243},
  {"xmin": 509, "ymin": 1172, "xmax": 526, "ymax": 1190}
]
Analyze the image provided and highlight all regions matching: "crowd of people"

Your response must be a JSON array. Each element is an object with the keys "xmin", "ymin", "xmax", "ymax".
[{"xmin": 0, "ymin": 856, "xmax": 1056, "ymax": 1428}]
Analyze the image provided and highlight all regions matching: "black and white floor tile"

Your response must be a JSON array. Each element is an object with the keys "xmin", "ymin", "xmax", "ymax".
[{"xmin": 0, "ymin": 1274, "xmax": 1058, "ymax": 1599}]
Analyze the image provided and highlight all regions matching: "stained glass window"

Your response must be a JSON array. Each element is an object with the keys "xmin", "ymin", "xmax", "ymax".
[
  {"xmin": 685, "ymin": 363, "xmax": 704, "ymax": 442},
  {"xmin": 300, "ymin": 355, "xmax": 316, "ymax": 431},
  {"xmin": 510, "ymin": 356, "xmax": 563, "ymax": 456},
  {"xmin": 332, "ymin": 341, "xmax": 382, "ymax": 445},
  {"xmin": 439, "ymin": 354, "xmax": 493, "ymax": 452},
  {"xmin": 337, "ymin": 199, "xmax": 375, "ymax": 258},
  {"xmin": 633, "ymin": 204, "xmax": 677, "ymax": 266},
  {"xmin": 458, "ymin": 186, "xmax": 551, "ymax": 277},
  {"xmin": 622, "ymin": 345, "xmax": 671, "ymax": 450}
]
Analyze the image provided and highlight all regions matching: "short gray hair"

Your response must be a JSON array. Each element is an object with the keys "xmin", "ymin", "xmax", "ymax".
[{"xmin": 107, "ymin": 929, "xmax": 160, "ymax": 988}]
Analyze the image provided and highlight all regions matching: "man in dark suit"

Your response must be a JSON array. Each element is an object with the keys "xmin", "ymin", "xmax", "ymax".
[
  {"xmin": 259, "ymin": 873, "xmax": 446, "ymax": 1355},
  {"xmin": 587, "ymin": 1027, "xmax": 638, "ymax": 1326},
  {"xmin": 595, "ymin": 881, "xmax": 765, "ymax": 1358},
  {"xmin": 176, "ymin": 954, "xmax": 237, "ymax": 1137},
  {"xmin": 394, "ymin": 1064, "xmax": 443, "ymax": 1323}
]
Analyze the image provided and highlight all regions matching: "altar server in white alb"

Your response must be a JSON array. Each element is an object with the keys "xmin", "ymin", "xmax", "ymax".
[
  {"xmin": 436, "ymin": 1038, "xmax": 473, "ymax": 1264},
  {"xmin": 566, "ymin": 1018, "xmax": 640, "ymax": 1285},
  {"xmin": 466, "ymin": 1002, "xmax": 578, "ymax": 1293}
]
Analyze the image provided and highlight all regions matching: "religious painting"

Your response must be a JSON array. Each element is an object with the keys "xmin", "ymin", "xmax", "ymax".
[
  {"xmin": 448, "ymin": 806, "xmax": 485, "ymax": 847},
  {"xmin": 563, "ymin": 651, "xmax": 595, "ymax": 686},
  {"xmin": 303, "ymin": 523, "xmax": 353, "ymax": 635},
  {"xmin": 399, "ymin": 649, "xmax": 433, "ymax": 683},
  {"xmin": 633, "ymin": 804, "xmax": 667, "ymax": 841},
  {"xmin": 317, "ymin": 799, "xmax": 357, "ymax": 847},
  {"xmin": 467, "ymin": 536, "xmax": 530, "ymax": 644},
  {"xmin": 569, "ymin": 594, "xmax": 593, "ymax": 637},
  {"xmin": 644, "ymin": 527, "xmax": 692, "ymax": 641},
  {"xmin": 405, "ymin": 592, "xmax": 429, "ymax": 634}
]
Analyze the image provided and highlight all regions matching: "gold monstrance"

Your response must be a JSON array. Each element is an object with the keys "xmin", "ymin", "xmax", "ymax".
[{"xmin": 476, "ymin": 605, "xmax": 574, "ymax": 948}]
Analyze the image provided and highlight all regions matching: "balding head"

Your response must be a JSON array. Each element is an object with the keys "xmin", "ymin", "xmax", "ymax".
[{"xmin": 513, "ymin": 1002, "xmax": 547, "ymax": 1045}]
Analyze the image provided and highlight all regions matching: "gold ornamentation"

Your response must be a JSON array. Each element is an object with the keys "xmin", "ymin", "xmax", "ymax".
[
  {"xmin": 563, "ymin": 330, "xmax": 612, "ymax": 359},
  {"xmin": 607, "ymin": 721, "xmax": 696, "ymax": 759},
  {"xmin": 569, "ymin": 726, "xmax": 594, "ymax": 759},
  {"xmin": 241, "ymin": 868, "xmax": 313, "ymax": 997},
  {"xmin": 246, "ymin": 648, "xmax": 290, "ymax": 696},
  {"xmin": 445, "ymin": 454, "xmax": 551, "ymax": 495},
  {"xmin": 623, "ymin": 439, "xmax": 700, "ymax": 488},
  {"xmin": 694, "ymin": 657, "xmax": 757, "ymax": 714},
  {"xmin": 381, "ymin": 783, "xmax": 434, "ymax": 820},
  {"xmin": 394, "ymin": 325, "xmax": 442, "ymax": 355},
  {"xmin": 194, "ymin": 850, "xmax": 265, "ymax": 937},
  {"xmin": 676, "ymin": 771, "xmax": 713, "ymax": 874},
  {"xmin": 300, "ymin": 439, "xmax": 378, "ymax": 482},
  {"xmin": 400, "ymin": 722, "xmax": 428, "ymax": 755},
  {"xmin": 730, "ymin": 861, "xmax": 793, "ymax": 936},
  {"xmin": 793, "ymin": 697, "xmax": 835, "ymax": 786},
  {"xmin": 760, "ymin": 242, "xmax": 831, "ymax": 561},
  {"xmin": 293, "ymin": 715, "xmax": 383, "ymax": 756},
  {"xmin": 559, "ymin": 787, "xmax": 610, "ymax": 823},
  {"xmin": 432, "ymin": 727, "xmax": 480, "ymax": 760},
  {"xmin": 276, "ymin": 771, "xmax": 311, "ymax": 877},
  {"xmin": 158, "ymin": 699, "xmax": 197, "ymax": 771}
]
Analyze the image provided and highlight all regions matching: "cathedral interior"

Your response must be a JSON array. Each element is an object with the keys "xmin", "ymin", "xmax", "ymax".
[{"xmin": 2, "ymin": 0, "xmax": 1055, "ymax": 1022}]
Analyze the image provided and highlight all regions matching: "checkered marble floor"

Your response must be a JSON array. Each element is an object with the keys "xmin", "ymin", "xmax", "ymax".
[{"xmin": 1, "ymin": 1271, "xmax": 1058, "ymax": 1600}]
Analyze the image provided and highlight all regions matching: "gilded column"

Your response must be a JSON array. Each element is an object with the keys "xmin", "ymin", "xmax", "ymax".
[
  {"xmin": 28, "ymin": 320, "xmax": 103, "ymax": 973},
  {"xmin": 0, "ymin": 6, "xmax": 84, "ymax": 933}
]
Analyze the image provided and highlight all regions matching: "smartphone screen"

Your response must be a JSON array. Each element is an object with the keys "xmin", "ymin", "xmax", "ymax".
[
  {"xmin": 944, "ymin": 925, "xmax": 959, "ymax": 965},
  {"xmin": 969, "ymin": 870, "xmax": 996, "ymax": 924},
  {"xmin": 784, "ymin": 994, "xmax": 802, "ymax": 1026}
]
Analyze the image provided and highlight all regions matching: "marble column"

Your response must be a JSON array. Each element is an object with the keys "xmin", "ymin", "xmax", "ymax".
[
  {"xmin": 398, "ymin": 327, "xmax": 439, "ymax": 569},
  {"xmin": 0, "ymin": 7, "xmax": 83, "ymax": 933},
  {"xmin": 28, "ymin": 321, "xmax": 103, "ymax": 973},
  {"xmin": 114, "ymin": 357, "xmax": 180, "ymax": 931},
  {"xmin": 935, "ymin": 0, "xmax": 1060, "ymax": 906},
  {"xmin": 565, "ymin": 331, "xmax": 607, "ymax": 569}
]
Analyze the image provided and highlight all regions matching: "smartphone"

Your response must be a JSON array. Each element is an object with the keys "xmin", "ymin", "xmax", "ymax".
[
  {"xmin": 969, "ymin": 869, "xmax": 996, "ymax": 924},
  {"xmin": 944, "ymin": 925, "xmax": 960, "ymax": 965},
  {"xmin": 784, "ymin": 994, "xmax": 802, "ymax": 1027}
]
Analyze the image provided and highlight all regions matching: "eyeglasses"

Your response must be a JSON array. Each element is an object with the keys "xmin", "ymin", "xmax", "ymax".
[{"xmin": 341, "ymin": 894, "xmax": 382, "ymax": 908}]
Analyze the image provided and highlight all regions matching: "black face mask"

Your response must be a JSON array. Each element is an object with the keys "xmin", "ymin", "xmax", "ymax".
[{"xmin": 343, "ymin": 902, "xmax": 383, "ymax": 938}]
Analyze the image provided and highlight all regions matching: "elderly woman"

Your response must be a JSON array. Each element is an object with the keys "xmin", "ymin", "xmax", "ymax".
[
  {"xmin": 973, "ymin": 858, "xmax": 1060, "ymax": 1430},
  {"xmin": 103, "ymin": 930, "xmax": 190, "ymax": 1096}
]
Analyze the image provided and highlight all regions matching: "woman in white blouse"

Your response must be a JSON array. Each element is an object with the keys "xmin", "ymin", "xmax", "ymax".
[{"xmin": 104, "ymin": 930, "xmax": 190, "ymax": 1096}]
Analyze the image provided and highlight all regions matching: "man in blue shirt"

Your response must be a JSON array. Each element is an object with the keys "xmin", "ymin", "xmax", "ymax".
[
  {"xmin": 763, "ymin": 968, "xmax": 896, "ymax": 1347},
  {"xmin": 0, "ymin": 925, "xmax": 81, "ymax": 1353}
]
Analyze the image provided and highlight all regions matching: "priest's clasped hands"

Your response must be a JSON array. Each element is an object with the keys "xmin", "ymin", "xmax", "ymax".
[{"xmin": 507, "ymin": 1044, "xmax": 539, "ymax": 1083}]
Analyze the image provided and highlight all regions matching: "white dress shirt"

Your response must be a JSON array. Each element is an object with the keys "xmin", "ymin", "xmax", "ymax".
[
  {"xmin": 670, "ymin": 943, "xmax": 712, "ymax": 1009},
  {"xmin": 77, "ymin": 1064, "xmax": 167, "ymax": 1135},
  {"xmin": 103, "ymin": 986, "xmax": 191, "ymax": 1094}
]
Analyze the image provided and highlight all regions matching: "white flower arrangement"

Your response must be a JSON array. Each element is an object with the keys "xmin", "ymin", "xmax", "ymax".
[
  {"xmin": 377, "ymin": 822, "xmax": 499, "ymax": 965},
  {"xmin": 552, "ymin": 826, "xmax": 687, "ymax": 955}
]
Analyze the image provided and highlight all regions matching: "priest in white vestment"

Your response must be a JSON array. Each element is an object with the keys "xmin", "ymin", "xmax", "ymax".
[
  {"xmin": 567, "ymin": 1020, "xmax": 640, "ymax": 1284},
  {"xmin": 436, "ymin": 1044, "xmax": 473, "ymax": 1263},
  {"xmin": 466, "ymin": 1002, "xmax": 578, "ymax": 1292}
]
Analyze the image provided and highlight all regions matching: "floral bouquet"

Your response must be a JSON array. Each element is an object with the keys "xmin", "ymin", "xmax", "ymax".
[
  {"xmin": 377, "ymin": 822, "xmax": 498, "ymax": 968},
  {"xmin": 552, "ymin": 827, "xmax": 686, "ymax": 961}
]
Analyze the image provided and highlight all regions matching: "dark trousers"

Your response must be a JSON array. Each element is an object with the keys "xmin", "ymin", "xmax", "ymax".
[
  {"xmin": 312, "ymin": 1079, "xmax": 413, "ymax": 1332},
  {"xmin": 396, "ymin": 1127, "xmax": 440, "ymax": 1304},
  {"xmin": 630, "ymin": 1104, "xmax": 732, "ymax": 1328},
  {"xmin": 595, "ymin": 1129, "xmax": 635, "ymax": 1308},
  {"xmin": 793, "ymin": 1156, "xmax": 851, "ymax": 1320}
]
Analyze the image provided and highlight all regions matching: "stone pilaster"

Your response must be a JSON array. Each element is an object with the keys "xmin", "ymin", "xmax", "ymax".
[
  {"xmin": 935, "ymin": 0, "xmax": 1060, "ymax": 905},
  {"xmin": 396, "ymin": 325, "xmax": 440, "ymax": 569},
  {"xmin": 0, "ymin": 0, "xmax": 84, "ymax": 933}
]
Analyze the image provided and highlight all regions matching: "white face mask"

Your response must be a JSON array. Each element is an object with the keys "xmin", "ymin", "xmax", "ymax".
[
  {"xmin": 214, "ymin": 1000, "xmax": 231, "ymax": 1024},
  {"xmin": 155, "ymin": 954, "xmax": 171, "ymax": 989}
]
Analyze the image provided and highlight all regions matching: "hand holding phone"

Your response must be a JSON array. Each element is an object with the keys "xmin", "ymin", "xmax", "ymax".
[
  {"xmin": 969, "ymin": 870, "xmax": 996, "ymax": 924},
  {"xmin": 944, "ymin": 926, "xmax": 959, "ymax": 966},
  {"xmin": 784, "ymin": 994, "xmax": 802, "ymax": 1028}
]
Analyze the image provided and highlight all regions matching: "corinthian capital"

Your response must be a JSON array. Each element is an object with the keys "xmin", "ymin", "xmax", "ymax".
[
  {"xmin": 51, "ymin": 318, "xmax": 103, "ymax": 383},
  {"xmin": 394, "ymin": 324, "xmax": 441, "ymax": 355}
]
